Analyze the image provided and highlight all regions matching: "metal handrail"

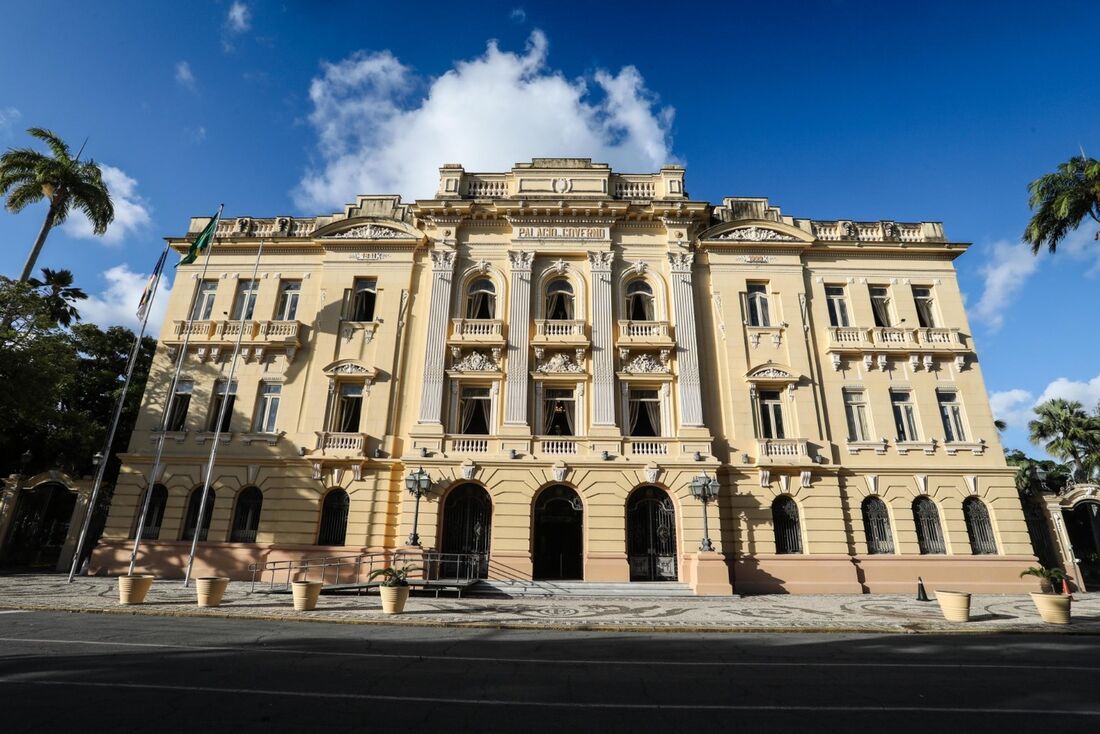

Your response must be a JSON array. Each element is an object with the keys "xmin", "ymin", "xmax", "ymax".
[{"xmin": 249, "ymin": 550, "xmax": 484, "ymax": 591}]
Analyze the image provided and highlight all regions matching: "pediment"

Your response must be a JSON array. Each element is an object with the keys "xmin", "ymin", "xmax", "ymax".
[
  {"xmin": 698, "ymin": 220, "xmax": 813, "ymax": 244},
  {"xmin": 314, "ymin": 217, "xmax": 420, "ymax": 241},
  {"xmin": 745, "ymin": 362, "xmax": 799, "ymax": 382},
  {"xmin": 322, "ymin": 360, "xmax": 378, "ymax": 380}
]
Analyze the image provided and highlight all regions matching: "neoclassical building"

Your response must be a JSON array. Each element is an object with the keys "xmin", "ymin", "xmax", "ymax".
[{"xmin": 91, "ymin": 159, "xmax": 1041, "ymax": 594}]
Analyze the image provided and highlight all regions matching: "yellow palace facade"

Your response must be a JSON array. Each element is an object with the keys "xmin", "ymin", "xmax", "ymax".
[{"xmin": 92, "ymin": 159, "xmax": 1039, "ymax": 594}]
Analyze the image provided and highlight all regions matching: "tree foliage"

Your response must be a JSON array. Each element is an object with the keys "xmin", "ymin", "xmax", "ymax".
[
  {"xmin": 1024, "ymin": 398, "xmax": 1100, "ymax": 483},
  {"xmin": 1023, "ymin": 155, "xmax": 1100, "ymax": 254}
]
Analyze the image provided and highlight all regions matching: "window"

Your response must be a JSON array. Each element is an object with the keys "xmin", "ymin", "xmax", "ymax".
[
  {"xmin": 843, "ymin": 389, "xmax": 870, "ymax": 442},
  {"xmin": 938, "ymin": 390, "xmax": 967, "ymax": 443},
  {"xmin": 628, "ymin": 388, "xmax": 662, "ymax": 437},
  {"xmin": 317, "ymin": 489, "xmax": 349, "ymax": 546},
  {"xmin": 231, "ymin": 279, "xmax": 258, "ymax": 320},
  {"xmin": 825, "ymin": 285, "xmax": 850, "ymax": 327},
  {"xmin": 869, "ymin": 286, "xmax": 892, "ymax": 327},
  {"xmin": 913, "ymin": 497, "xmax": 946, "ymax": 554},
  {"xmin": 963, "ymin": 497, "xmax": 997, "ymax": 555},
  {"xmin": 746, "ymin": 283, "xmax": 770, "ymax": 327},
  {"xmin": 275, "ymin": 280, "xmax": 301, "ymax": 321},
  {"xmin": 543, "ymin": 388, "xmax": 575, "ymax": 436},
  {"xmin": 190, "ymin": 280, "xmax": 217, "ymax": 320},
  {"xmin": 457, "ymin": 386, "xmax": 492, "ymax": 435},
  {"xmin": 465, "ymin": 278, "xmax": 496, "ymax": 319},
  {"xmin": 546, "ymin": 279, "xmax": 574, "ymax": 320},
  {"xmin": 862, "ymin": 497, "xmax": 894, "ymax": 554},
  {"xmin": 913, "ymin": 286, "xmax": 936, "ymax": 328},
  {"xmin": 772, "ymin": 496, "xmax": 802, "ymax": 554},
  {"xmin": 890, "ymin": 390, "xmax": 919, "ymax": 442},
  {"xmin": 345, "ymin": 278, "xmax": 377, "ymax": 321},
  {"xmin": 758, "ymin": 390, "xmax": 785, "ymax": 439},
  {"xmin": 333, "ymin": 383, "xmax": 363, "ymax": 433},
  {"xmin": 181, "ymin": 488, "xmax": 215, "ymax": 542},
  {"xmin": 208, "ymin": 380, "xmax": 237, "ymax": 432},
  {"xmin": 165, "ymin": 380, "xmax": 193, "ymax": 432},
  {"xmin": 253, "ymin": 383, "xmax": 281, "ymax": 433},
  {"xmin": 625, "ymin": 280, "xmax": 655, "ymax": 320},
  {"xmin": 230, "ymin": 487, "xmax": 263, "ymax": 543},
  {"xmin": 136, "ymin": 484, "xmax": 167, "ymax": 540}
]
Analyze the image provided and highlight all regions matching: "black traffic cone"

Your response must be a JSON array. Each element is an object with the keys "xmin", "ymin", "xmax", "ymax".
[{"xmin": 916, "ymin": 577, "xmax": 930, "ymax": 602}]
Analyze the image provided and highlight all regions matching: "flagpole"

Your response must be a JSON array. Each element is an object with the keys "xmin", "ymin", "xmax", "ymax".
[
  {"xmin": 129, "ymin": 205, "xmax": 224, "ymax": 576},
  {"xmin": 66, "ymin": 241, "xmax": 172, "ymax": 583},
  {"xmin": 183, "ymin": 237, "xmax": 265, "ymax": 586}
]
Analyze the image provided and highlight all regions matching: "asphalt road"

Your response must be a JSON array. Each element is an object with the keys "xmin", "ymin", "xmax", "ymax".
[{"xmin": 0, "ymin": 610, "xmax": 1096, "ymax": 733}]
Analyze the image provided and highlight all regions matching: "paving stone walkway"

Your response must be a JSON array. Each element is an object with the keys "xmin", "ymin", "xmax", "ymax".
[{"xmin": 1, "ymin": 574, "xmax": 1097, "ymax": 634}]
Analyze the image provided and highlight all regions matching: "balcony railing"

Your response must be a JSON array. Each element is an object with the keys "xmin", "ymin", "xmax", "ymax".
[
  {"xmin": 826, "ymin": 326, "xmax": 870, "ymax": 348},
  {"xmin": 534, "ymin": 320, "xmax": 588, "ymax": 341},
  {"xmin": 450, "ymin": 318, "xmax": 505, "ymax": 342},
  {"xmin": 539, "ymin": 439, "xmax": 578, "ymax": 455},
  {"xmin": 826, "ymin": 325, "xmax": 965, "ymax": 353},
  {"xmin": 625, "ymin": 438, "xmax": 670, "ymax": 456},
  {"xmin": 315, "ymin": 432, "xmax": 366, "ymax": 456},
  {"xmin": 756, "ymin": 438, "xmax": 811, "ymax": 465},
  {"xmin": 170, "ymin": 319, "xmax": 301, "ymax": 344},
  {"xmin": 448, "ymin": 437, "xmax": 490, "ymax": 454},
  {"xmin": 916, "ymin": 327, "xmax": 963, "ymax": 348},
  {"xmin": 617, "ymin": 320, "xmax": 673, "ymax": 345}
]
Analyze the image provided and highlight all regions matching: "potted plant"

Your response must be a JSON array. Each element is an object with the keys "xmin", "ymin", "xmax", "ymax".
[
  {"xmin": 195, "ymin": 577, "xmax": 230, "ymax": 608},
  {"xmin": 118, "ymin": 574, "xmax": 155, "ymax": 605},
  {"xmin": 1021, "ymin": 566, "xmax": 1072, "ymax": 624},
  {"xmin": 368, "ymin": 564, "xmax": 421, "ymax": 614},
  {"xmin": 934, "ymin": 590, "xmax": 971, "ymax": 622},
  {"xmin": 291, "ymin": 579, "xmax": 324, "ymax": 611}
]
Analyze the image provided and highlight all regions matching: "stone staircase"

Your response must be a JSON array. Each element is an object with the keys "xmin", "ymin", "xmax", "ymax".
[{"xmin": 470, "ymin": 579, "xmax": 695, "ymax": 598}]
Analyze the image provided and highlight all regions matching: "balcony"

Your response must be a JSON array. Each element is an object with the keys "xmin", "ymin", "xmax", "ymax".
[
  {"xmin": 449, "ymin": 318, "xmax": 505, "ymax": 346},
  {"xmin": 756, "ymin": 438, "xmax": 812, "ymax": 466},
  {"xmin": 315, "ymin": 432, "xmax": 367, "ymax": 456},
  {"xmin": 825, "ymin": 326, "xmax": 965, "ymax": 354},
  {"xmin": 445, "ymin": 436, "xmax": 492, "ymax": 454},
  {"xmin": 536, "ymin": 438, "xmax": 579, "ymax": 456},
  {"xmin": 167, "ymin": 319, "xmax": 302, "ymax": 361},
  {"xmin": 533, "ymin": 320, "xmax": 588, "ymax": 347},
  {"xmin": 625, "ymin": 438, "xmax": 671, "ymax": 457},
  {"xmin": 616, "ymin": 320, "xmax": 674, "ymax": 348}
]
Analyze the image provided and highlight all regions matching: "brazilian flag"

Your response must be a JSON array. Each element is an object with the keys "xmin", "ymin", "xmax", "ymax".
[{"xmin": 176, "ymin": 212, "xmax": 219, "ymax": 267}]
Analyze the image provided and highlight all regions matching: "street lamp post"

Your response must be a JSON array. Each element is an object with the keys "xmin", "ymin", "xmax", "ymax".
[
  {"xmin": 689, "ymin": 472, "xmax": 721, "ymax": 552},
  {"xmin": 404, "ymin": 466, "xmax": 432, "ymax": 546}
]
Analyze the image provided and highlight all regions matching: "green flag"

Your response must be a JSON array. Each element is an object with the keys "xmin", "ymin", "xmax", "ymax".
[{"xmin": 176, "ymin": 212, "xmax": 219, "ymax": 267}]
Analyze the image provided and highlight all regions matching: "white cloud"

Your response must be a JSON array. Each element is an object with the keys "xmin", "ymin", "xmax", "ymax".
[
  {"xmin": 990, "ymin": 374, "xmax": 1100, "ymax": 431},
  {"xmin": 1058, "ymin": 225, "xmax": 1100, "ymax": 277},
  {"xmin": 1036, "ymin": 375, "xmax": 1100, "ymax": 412},
  {"xmin": 175, "ymin": 61, "xmax": 196, "ymax": 91},
  {"xmin": 226, "ymin": 2, "xmax": 251, "ymax": 33},
  {"xmin": 0, "ymin": 106, "xmax": 20, "ymax": 136},
  {"xmin": 81, "ymin": 264, "xmax": 172, "ymax": 337},
  {"xmin": 510, "ymin": 8, "xmax": 526, "ymax": 23},
  {"xmin": 294, "ymin": 30, "xmax": 676, "ymax": 209},
  {"xmin": 989, "ymin": 388, "xmax": 1034, "ymax": 429},
  {"xmin": 970, "ymin": 240, "xmax": 1041, "ymax": 331},
  {"xmin": 62, "ymin": 164, "xmax": 152, "ymax": 244}
]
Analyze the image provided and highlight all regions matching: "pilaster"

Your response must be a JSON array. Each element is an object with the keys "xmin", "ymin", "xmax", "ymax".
[
  {"xmin": 416, "ymin": 248, "xmax": 456, "ymax": 428},
  {"xmin": 503, "ymin": 250, "xmax": 534, "ymax": 430},
  {"xmin": 588, "ymin": 251, "xmax": 617, "ymax": 433},
  {"xmin": 668, "ymin": 251, "xmax": 705, "ymax": 427}
]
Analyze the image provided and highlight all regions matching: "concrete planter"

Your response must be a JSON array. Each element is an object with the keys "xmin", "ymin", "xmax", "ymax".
[
  {"xmin": 380, "ymin": 585, "xmax": 410, "ymax": 614},
  {"xmin": 935, "ymin": 590, "xmax": 971, "ymax": 622},
  {"xmin": 1030, "ymin": 592, "xmax": 1071, "ymax": 624},
  {"xmin": 291, "ymin": 580, "xmax": 323, "ymax": 611},
  {"xmin": 118, "ymin": 575, "xmax": 154, "ymax": 605},
  {"xmin": 195, "ymin": 577, "xmax": 230, "ymax": 608}
]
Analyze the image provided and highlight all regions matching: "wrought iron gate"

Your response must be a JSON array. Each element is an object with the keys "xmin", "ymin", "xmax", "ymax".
[
  {"xmin": 441, "ymin": 484, "xmax": 491, "ymax": 578},
  {"xmin": 627, "ymin": 486, "xmax": 677, "ymax": 581}
]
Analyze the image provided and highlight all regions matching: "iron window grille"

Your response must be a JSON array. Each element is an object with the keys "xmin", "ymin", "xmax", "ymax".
[
  {"xmin": 230, "ymin": 487, "xmax": 263, "ymax": 543},
  {"xmin": 913, "ymin": 497, "xmax": 946, "ymax": 554},
  {"xmin": 861, "ymin": 496, "xmax": 894, "ymax": 554},
  {"xmin": 963, "ymin": 497, "xmax": 998, "ymax": 555},
  {"xmin": 317, "ymin": 489, "xmax": 350, "ymax": 546},
  {"xmin": 137, "ymin": 484, "xmax": 167, "ymax": 540},
  {"xmin": 772, "ymin": 496, "xmax": 803, "ymax": 554},
  {"xmin": 181, "ymin": 488, "xmax": 215, "ymax": 542}
]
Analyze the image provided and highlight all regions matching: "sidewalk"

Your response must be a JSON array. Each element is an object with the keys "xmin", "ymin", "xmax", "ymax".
[{"xmin": 1, "ymin": 574, "xmax": 1097, "ymax": 634}]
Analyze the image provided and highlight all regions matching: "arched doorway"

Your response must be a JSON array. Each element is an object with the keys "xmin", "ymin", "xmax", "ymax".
[
  {"xmin": 1064, "ymin": 501, "xmax": 1100, "ymax": 589},
  {"xmin": 440, "ymin": 484, "xmax": 492, "ymax": 578},
  {"xmin": 1, "ymin": 482, "xmax": 76, "ymax": 569},
  {"xmin": 626, "ymin": 486, "xmax": 677, "ymax": 581},
  {"xmin": 533, "ymin": 485, "xmax": 583, "ymax": 580}
]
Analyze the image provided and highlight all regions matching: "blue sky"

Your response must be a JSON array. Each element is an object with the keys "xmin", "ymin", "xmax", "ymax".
[{"xmin": 2, "ymin": 0, "xmax": 1099, "ymax": 457}]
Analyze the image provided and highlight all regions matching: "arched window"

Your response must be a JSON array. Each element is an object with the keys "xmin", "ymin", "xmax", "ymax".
[
  {"xmin": 181, "ymin": 487, "xmax": 215, "ymax": 542},
  {"xmin": 963, "ymin": 497, "xmax": 997, "ymax": 555},
  {"xmin": 317, "ymin": 489, "xmax": 350, "ymax": 546},
  {"xmin": 913, "ymin": 497, "xmax": 946, "ymax": 554},
  {"xmin": 625, "ymin": 280, "xmax": 655, "ymax": 320},
  {"xmin": 546, "ymin": 279, "xmax": 574, "ymax": 320},
  {"xmin": 861, "ymin": 496, "xmax": 894, "ymax": 554},
  {"xmin": 230, "ymin": 487, "xmax": 263, "ymax": 543},
  {"xmin": 465, "ymin": 278, "xmax": 496, "ymax": 319},
  {"xmin": 772, "ymin": 496, "xmax": 802, "ymax": 554},
  {"xmin": 136, "ymin": 484, "xmax": 167, "ymax": 540}
]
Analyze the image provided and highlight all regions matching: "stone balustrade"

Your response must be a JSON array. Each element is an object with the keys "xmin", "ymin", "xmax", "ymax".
[
  {"xmin": 450, "ymin": 318, "xmax": 505, "ymax": 343},
  {"xmin": 756, "ymin": 438, "xmax": 811, "ymax": 466},
  {"xmin": 533, "ymin": 320, "xmax": 588, "ymax": 342},
  {"xmin": 315, "ymin": 432, "xmax": 366, "ymax": 456}
]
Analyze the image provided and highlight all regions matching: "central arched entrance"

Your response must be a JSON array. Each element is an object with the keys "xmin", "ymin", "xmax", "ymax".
[
  {"xmin": 533, "ymin": 485, "xmax": 583, "ymax": 580},
  {"xmin": 1, "ymin": 482, "xmax": 76, "ymax": 569},
  {"xmin": 626, "ymin": 486, "xmax": 678, "ymax": 581},
  {"xmin": 1065, "ymin": 501, "xmax": 1100, "ymax": 589},
  {"xmin": 440, "ymin": 483, "xmax": 492, "ymax": 578}
]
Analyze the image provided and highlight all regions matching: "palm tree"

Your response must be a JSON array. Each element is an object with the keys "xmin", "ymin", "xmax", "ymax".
[
  {"xmin": 0, "ymin": 128, "xmax": 114, "ymax": 282},
  {"xmin": 1028, "ymin": 399, "xmax": 1099, "ymax": 481},
  {"xmin": 1023, "ymin": 155, "xmax": 1100, "ymax": 254},
  {"xmin": 28, "ymin": 268, "xmax": 86, "ymax": 327}
]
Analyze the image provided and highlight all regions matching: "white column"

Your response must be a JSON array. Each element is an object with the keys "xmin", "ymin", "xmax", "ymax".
[
  {"xmin": 417, "ymin": 249, "xmax": 456, "ymax": 425},
  {"xmin": 504, "ymin": 250, "xmax": 534, "ymax": 427},
  {"xmin": 669, "ymin": 251, "xmax": 704, "ymax": 427},
  {"xmin": 589, "ymin": 251, "xmax": 616, "ymax": 427}
]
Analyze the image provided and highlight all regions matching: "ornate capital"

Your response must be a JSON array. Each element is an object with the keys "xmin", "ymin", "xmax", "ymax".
[
  {"xmin": 508, "ymin": 250, "xmax": 535, "ymax": 272},
  {"xmin": 668, "ymin": 251, "xmax": 694, "ymax": 273},
  {"xmin": 587, "ymin": 251, "xmax": 614, "ymax": 272},
  {"xmin": 431, "ymin": 249, "xmax": 456, "ymax": 272}
]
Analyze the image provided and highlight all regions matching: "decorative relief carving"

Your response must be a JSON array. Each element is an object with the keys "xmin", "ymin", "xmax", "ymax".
[
  {"xmin": 509, "ymin": 250, "xmax": 535, "ymax": 271},
  {"xmin": 476, "ymin": 259, "xmax": 491, "ymax": 274},
  {"xmin": 535, "ymin": 352, "xmax": 585, "ymax": 373},
  {"xmin": 452, "ymin": 350, "xmax": 498, "ymax": 372},
  {"xmin": 552, "ymin": 258, "xmax": 568, "ymax": 275},
  {"xmin": 747, "ymin": 365, "xmax": 794, "ymax": 379},
  {"xmin": 552, "ymin": 460, "xmax": 569, "ymax": 482},
  {"xmin": 644, "ymin": 462, "xmax": 661, "ymax": 483},
  {"xmin": 622, "ymin": 353, "xmax": 670, "ymax": 374},
  {"xmin": 276, "ymin": 217, "xmax": 291, "ymax": 234},
  {"xmin": 587, "ymin": 251, "xmax": 614, "ymax": 272},
  {"xmin": 631, "ymin": 260, "xmax": 648, "ymax": 276},
  {"xmin": 326, "ymin": 224, "xmax": 407, "ymax": 239},
  {"xmin": 715, "ymin": 226, "xmax": 799, "ymax": 242},
  {"xmin": 431, "ymin": 250, "xmax": 456, "ymax": 270},
  {"xmin": 668, "ymin": 252, "xmax": 694, "ymax": 272},
  {"xmin": 460, "ymin": 459, "xmax": 477, "ymax": 480}
]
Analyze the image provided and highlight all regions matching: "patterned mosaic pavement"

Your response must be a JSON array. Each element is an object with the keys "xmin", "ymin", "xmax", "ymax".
[{"xmin": 1, "ymin": 574, "xmax": 1097, "ymax": 633}]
